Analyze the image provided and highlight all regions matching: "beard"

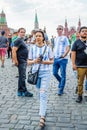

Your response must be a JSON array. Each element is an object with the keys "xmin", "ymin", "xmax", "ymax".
[{"xmin": 81, "ymin": 36, "xmax": 86, "ymax": 39}]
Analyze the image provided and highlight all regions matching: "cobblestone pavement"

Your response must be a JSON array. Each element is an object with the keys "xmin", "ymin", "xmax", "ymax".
[{"xmin": 0, "ymin": 57, "xmax": 87, "ymax": 130}]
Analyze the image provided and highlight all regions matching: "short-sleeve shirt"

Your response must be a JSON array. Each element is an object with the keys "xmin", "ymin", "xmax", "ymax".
[
  {"xmin": 0, "ymin": 36, "xmax": 8, "ymax": 48},
  {"xmin": 28, "ymin": 44, "xmax": 53, "ymax": 72},
  {"xmin": 54, "ymin": 36, "xmax": 69, "ymax": 59},
  {"xmin": 14, "ymin": 38, "xmax": 28, "ymax": 64},
  {"xmin": 72, "ymin": 39, "xmax": 87, "ymax": 67}
]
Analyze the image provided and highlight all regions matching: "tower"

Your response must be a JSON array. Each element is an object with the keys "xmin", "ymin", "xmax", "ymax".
[
  {"xmin": 0, "ymin": 10, "xmax": 10, "ymax": 36},
  {"xmin": 64, "ymin": 18, "xmax": 69, "ymax": 37},
  {"xmin": 34, "ymin": 10, "xmax": 39, "ymax": 30},
  {"xmin": 77, "ymin": 17, "xmax": 81, "ymax": 32}
]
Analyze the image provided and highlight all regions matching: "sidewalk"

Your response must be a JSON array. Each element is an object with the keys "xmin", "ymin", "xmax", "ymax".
[{"xmin": 0, "ymin": 58, "xmax": 87, "ymax": 130}]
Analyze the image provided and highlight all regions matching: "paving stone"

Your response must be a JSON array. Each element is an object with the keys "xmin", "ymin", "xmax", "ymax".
[
  {"xmin": 0, "ymin": 128, "xmax": 9, "ymax": 130},
  {"xmin": 0, "ymin": 57, "xmax": 87, "ymax": 129},
  {"xmin": 0, "ymin": 123, "xmax": 15, "ymax": 129},
  {"xmin": 24, "ymin": 125, "xmax": 35, "ymax": 130},
  {"xmin": 61, "ymin": 128, "xmax": 75, "ymax": 130}
]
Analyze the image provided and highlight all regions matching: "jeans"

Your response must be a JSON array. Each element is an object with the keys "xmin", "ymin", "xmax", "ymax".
[
  {"xmin": 18, "ymin": 63, "xmax": 27, "ymax": 92},
  {"xmin": 53, "ymin": 58, "xmax": 68, "ymax": 94},
  {"xmin": 36, "ymin": 70, "xmax": 50, "ymax": 117},
  {"xmin": 85, "ymin": 80, "xmax": 87, "ymax": 90},
  {"xmin": 73, "ymin": 70, "xmax": 87, "ymax": 90}
]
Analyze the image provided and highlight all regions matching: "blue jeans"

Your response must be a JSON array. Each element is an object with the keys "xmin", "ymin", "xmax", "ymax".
[
  {"xmin": 36, "ymin": 70, "xmax": 50, "ymax": 117},
  {"xmin": 85, "ymin": 80, "xmax": 87, "ymax": 90},
  {"xmin": 18, "ymin": 63, "xmax": 27, "ymax": 92},
  {"xmin": 53, "ymin": 58, "xmax": 68, "ymax": 94}
]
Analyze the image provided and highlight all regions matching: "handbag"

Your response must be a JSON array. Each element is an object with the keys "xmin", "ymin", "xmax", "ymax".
[
  {"xmin": 27, "ymin": 68, "xmax": 39, "ymax": 85},
  {"xmin": 27, "ymin": 45, "xmax": 47, "ymax": 85}
]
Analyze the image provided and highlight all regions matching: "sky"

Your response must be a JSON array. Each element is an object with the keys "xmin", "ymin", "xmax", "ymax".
[{"xmin": 0, "ymin": 0, "xmax": 87, "ymax": 38}]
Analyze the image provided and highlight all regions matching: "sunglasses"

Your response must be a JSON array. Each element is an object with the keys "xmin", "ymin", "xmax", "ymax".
[{"xmin": 57, "ymin": 28, "xmax": 63, "ymax": 30}]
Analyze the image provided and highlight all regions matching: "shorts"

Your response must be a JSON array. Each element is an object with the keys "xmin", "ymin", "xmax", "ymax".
[{"xmin": 0, "ymin": 48, "xmax": 7, "ymax": 57}]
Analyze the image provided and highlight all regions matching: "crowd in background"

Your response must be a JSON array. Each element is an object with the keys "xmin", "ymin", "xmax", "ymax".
[{"xmin": 0, "ymin": 25, "xmax": 87, "ymax": 128}]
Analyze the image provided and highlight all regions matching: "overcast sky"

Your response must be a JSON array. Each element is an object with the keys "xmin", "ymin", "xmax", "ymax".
[{"xmin": 0, "ymin": 0, "xmax": 87, "ymax": 38}]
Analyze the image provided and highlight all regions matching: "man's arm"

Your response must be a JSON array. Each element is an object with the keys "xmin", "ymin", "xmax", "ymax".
[
  {"xmin": 71, "ymin": 51, "xmax": 77, "ymax": 70},
  {"xmin": 12, "ymin": 47, "xmax": 18, "ymax": 65},
  {"xmin": 61, "ymin": 45, "xmax": 70, "ymax": 58},
  {"xmin": 64, "ymin": 45, "xmax": 70, "ymax": 57}
]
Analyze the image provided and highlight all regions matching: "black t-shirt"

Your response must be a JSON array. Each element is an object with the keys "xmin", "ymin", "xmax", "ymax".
[
  {"xmin": 0, "ymin": 36, "xmax": 8, "ymax": 48},
  {"xmin": 72, "ymin": 39, "xmax": 87, "ymax": 67},
  {"xmin": 14, "ymin": 38, "xmax": 28, "ymax": 64},
  {"xmin": 8, "ymin": 38, "xmax": 12, "ymax": 47}
]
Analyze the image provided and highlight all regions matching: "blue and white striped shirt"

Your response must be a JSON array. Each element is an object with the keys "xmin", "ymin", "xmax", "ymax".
[
  {"xmin": 28, "ymin": 44, "xmax": 53, "ymax": 72},
  {"xmin": 54, "ymin": 36, "xmax": 69, "ymax": 59}
]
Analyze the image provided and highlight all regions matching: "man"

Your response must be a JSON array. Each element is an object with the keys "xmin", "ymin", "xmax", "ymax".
[
  {"xmin": 0, "ymin": 30, "xmax": 8, "ymax": 67},
  {"xmin": 70, "ymin": 31, "xmax": 87, "ymax": 94},
  {"xmin": 7, "ymin": 33, "xmax": 12, "ymax": 58},
  {"xmin": 71, "ymin": 26, "xmax": 87, "ymax": 103},
  {"xmin": 53, "ymin": 25, "xmax": 70, "ymax": 96},
  {"xmin": 12, "ymin": 27, "xmax": 33, "ymax": 97},
  {"xmin": 51, "ymin": 35, "xmax": 54, "ymax": 51}
]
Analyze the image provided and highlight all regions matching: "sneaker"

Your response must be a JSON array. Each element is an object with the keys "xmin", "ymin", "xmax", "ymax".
[
  {"xmin": 22, "ymin": 91, "xmax": 33, "ymax": 97},
  {"xmin": 76, "ymin": 95, "xmax": 82, "ymax": 103},
  {"xmin": 17, "ymin": 91, "xmax": 22, "ymax": 96},
  {"xmin": 84, "ymin": 90, "xmax": 87, "ymax": 97}
]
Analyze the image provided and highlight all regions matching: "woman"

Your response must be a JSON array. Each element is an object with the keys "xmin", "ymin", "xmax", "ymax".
[{"xmin": 28, "ymin": 30, "xmax": 54, "ymax": 127}]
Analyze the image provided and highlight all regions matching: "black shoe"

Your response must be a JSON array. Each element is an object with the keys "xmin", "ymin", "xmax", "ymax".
[
  {"xmin": 58, "ymin": 93, "xmax": 62, "ymax": 96},
  {"xmin": 76, "ymin": 95, "xmax": 82, "ymax": 103},
  {"xmin": 75, "ymin": 86, "xmax": 78, "ymax": 94},
  {"xmin": 1, "ymin": 64, "xmax": 4, "ymax": 68},
  {"xmin": 22, "ymin": 91, "xmax": 33, "ymax": 97}
]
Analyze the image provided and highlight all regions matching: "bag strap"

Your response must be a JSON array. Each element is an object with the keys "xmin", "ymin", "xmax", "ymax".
[
  {"xmin": 42, "ymin": 45, "xmax": 47, "ymax": 56},
  {"xmin": 38, "ymin": 45, "xmax": 47, "ymax": 70},
  {"xmin": 30, "ymin": 45, "xmax": 47, "ymax": 72}
]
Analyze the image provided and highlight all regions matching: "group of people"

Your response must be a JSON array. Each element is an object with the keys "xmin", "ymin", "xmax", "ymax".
[{"xmin": 0, "ymin": 25, "xmax": 87, "ymax": 128}]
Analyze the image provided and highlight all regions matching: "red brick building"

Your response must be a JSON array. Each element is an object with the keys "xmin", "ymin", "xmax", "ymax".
[
  {"xmin": 0, "ymin": 10, "xmax": 10, "ymax": 36},
  {"xmin": 64, "ymin": 18, "xmax": 81, "ymax": 37},
  {"xmin": 0, "ymin": 10, "xmax": 15, "ymax": 36}
]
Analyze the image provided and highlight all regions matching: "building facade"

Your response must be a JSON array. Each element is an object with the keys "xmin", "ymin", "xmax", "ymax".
[
  {"xmin": 0, "ymin": 10, "xmax": 15, "ymax": 36},
  {"xmin": 64, "ymin": 18, "xmax": 81, "ymax": 37},
  {"xmin": 0, "ymin": 10, "xmax": 81, "ymax": 38},
  {"xmin": 0, "ymin": 10, "xmax": 10, "ymax": 36}
]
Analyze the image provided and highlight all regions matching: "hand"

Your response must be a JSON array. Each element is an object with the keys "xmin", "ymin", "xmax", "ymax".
[
  {"xmin": 34, "ymin": 57, "xmax": 42, "ymax": 64},
  {"xmin": 72, "ymin": 64, "xmax": 77, "ymax": 70},
  {"xmin": 14, "ymin": 60, "xmax": 18, "ymax": 66},
  {"xmin": 60, "ymin": 55, "xmax": 64, "ymax": 58}
]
